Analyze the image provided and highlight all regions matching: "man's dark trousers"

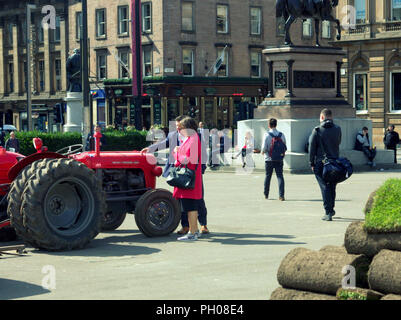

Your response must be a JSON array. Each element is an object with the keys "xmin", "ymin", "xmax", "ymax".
[
  {"xmin": 264, "ymin": 161, "xmax": 284, "ymax": 198},
  {"xmin": 181, "ymin": 183, "xmax": 207, "ymax": 227},
  {"xmin": 314, "ymin": 161, "xmax": 337, "ymax": 215}
]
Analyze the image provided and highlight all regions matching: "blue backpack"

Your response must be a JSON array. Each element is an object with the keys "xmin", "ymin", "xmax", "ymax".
[{"xmin": 268, "ymin": 132, "xmax": 287, "ymax": 161}]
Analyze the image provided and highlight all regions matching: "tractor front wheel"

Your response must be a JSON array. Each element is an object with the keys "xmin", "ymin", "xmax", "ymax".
[{"xmin": 134, "ymin": 189, "xmax": 180, "ymax": 237}]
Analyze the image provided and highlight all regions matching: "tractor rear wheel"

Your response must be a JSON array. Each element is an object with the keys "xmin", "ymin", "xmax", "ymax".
[
  {"xmin": 20, "ymin": 158, "xmax": 105, "ymax": 251},
  {"xmin": 7, "ymin": 159, "xmax": 51, "ymax": 239},
  {"xmin": 134, "ymin": 189, "xmax": 180, "ymax": 237}
]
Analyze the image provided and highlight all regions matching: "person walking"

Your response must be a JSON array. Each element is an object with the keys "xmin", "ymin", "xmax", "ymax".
[
  {"xmin": 383, "ymin": 125, "xmax": 400, "ymax": 164},
  {"xmin": 354, "ymin": 127, "xmax": 376, "ymax": 167},
  {"xmin": 308, "ymin": 108, "xmax": 342, "ymax": 221},
  {"xmin": 262, "ymin": 118, "xmax": 287, "ymax": 201},
  {"xmin": 5, "ymin": 131, "xmax": 20, "ymax": 153},
  {"xmin": 172, "ymin": 117, "xmax": 203, "ymax": 241},
  {"xmin": 233, "ymin": 131, "xmax": 255, "ymax": 168}
]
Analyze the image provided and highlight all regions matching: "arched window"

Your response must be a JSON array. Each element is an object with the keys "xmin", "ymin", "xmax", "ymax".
[
  {"xmin": 351, "ymin": 57, "xmax": 369, "ymax": 112},
  {"xmin": 389, "ymin": 54, "xmax": 401, "ymax": 112}
]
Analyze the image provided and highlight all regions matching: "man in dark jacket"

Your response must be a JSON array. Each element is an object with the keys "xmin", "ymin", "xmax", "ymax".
[
  {"xmin": 383, "ymin": 125, "xmax": 400, "ymax": 164},
  {"xmin": 5, "ymin": 131, "xmax": 20, "ymax": 153},
  {"xmin": 309, "ymin": 108, "xmax": 342, "ymax": 221}
]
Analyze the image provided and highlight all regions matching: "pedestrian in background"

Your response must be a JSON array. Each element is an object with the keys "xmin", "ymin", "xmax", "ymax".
[
  {"xmin": 383, "ymin": 124, "xmax": 400, "ymax": 164},
  {"xmin": 233, "ymin": 131, "xmax": 255, "ymax": 168},
  {"xmin": 0, "ymin": 127, "xmax": 5, "ymax": 147},
  {"xmin": 309, "ymin": 108, "xmax": 342, "ymax": 221},
  {"xmin": 262, "ymin": 118, "xmax": 287, "ymax": 201},
  {"xmin": 5, "ymin": 131, "xmax": 20, "ymax": 153},
  {"xmin": 85, "ymin": 125, "xmax": 106, "ymax": 151}
]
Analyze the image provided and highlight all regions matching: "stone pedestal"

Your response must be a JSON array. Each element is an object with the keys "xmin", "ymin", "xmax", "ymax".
[
  {"xmin": 236, "ymin": 46, "xmax": 395, "ymax": 172},
  {"xmin": 258, "ymin": 46, "xmax": 355, "ymax": 120},
  {"xmin": 64, "ymin": 91, "xmax": 83, "ymax": 133}
]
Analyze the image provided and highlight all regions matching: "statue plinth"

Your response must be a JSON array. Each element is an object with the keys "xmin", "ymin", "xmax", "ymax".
[
  {"xmin": 258, "ymin": 46, "xmax": 355, "ymax": 120},
  {"xmin": 63, "ymin": 91, "xmax": 83, "ymax": 133}
]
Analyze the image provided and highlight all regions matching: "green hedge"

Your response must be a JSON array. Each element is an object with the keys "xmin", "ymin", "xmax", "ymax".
[{"xmin": 7, "ymin": 130, "xmax": 150, "ymax": 156}]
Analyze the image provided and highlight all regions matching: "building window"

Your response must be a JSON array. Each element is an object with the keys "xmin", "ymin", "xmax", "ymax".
[
  {"xmin": 76, "ymin": 12, "xmax": 82, "ymax": 40},
  {"xmin": 354, "ymin": 73, "xmax": 368, "ymax": 111},
  {"xmin": 143, "ymin": 46, "xmax": 152, "ymax": 77},
  {"xmin": 217, "ymin": 5, "xmax": 228, "ymax": 33},
  {"xmin": 118, "ymin": 6, "xmax": 129, "ymax": 35},
  {"xmin": 322, "ymin": 20, "xmax": 331, "ymax": 39},
  {"xmin": 8, "ymin": 23, "xmax": 13, "ymax": 46},
  {"xmin": 119, "ymin": 51, "xmax": 130, "ymax": 78},
  {"xmin": 96, "ymin": 9, "xmax": 106, "ymax": 38},
  {"xmin": 55, "ymin": 59, "xmax": 61, "ymax": 91},
  {"xmin": 250, "ymin": 51, "xmax": 261, "ymax": 78},
  {"xmin": 54, "ymin": 16, "xmax": 61, "ymax": 42},
  {"xmin": 391, "ymin": 72, "xmax": 401, "ymax": 111},
  {"xmin": 250, "ymin": 7, "xmax": 261, "ymax": 35},
  {"xmin": 182, "ymin": 2, "xmax": 194, "ymax": 32},
  {"xmin": 39, "ymin": 60, "xmax": 45, "ymax": 92},
  {"xmin": 182, "ymin": 48, "xmax": 194, "ymax": 76},
  {"xmin": 37, "ymin": 20, "xmax": 44, "ymax": 43},
  {"xmin": 8, "ymin": 62, "xmax": 14, "ymax": 93},
  {"xmin": 302, "ymin": 19, "xmax": 312, "ymax": 38},
  {"xmin": 97, "ymin": 53, "xmax": 107, "ymax": 80},
  {"xmin": 392, "ymin": 0, "xmax": 401, "ymax": 21},
  {"xmin": 216, "ymin": 47, "xmax": 228, "ymax": 77},
  {"xmin": 355, "ymin": 0, "xmax": 366, "ymax": 24},
  {"xmin": 21, "ymin": 20, "xmax": 26, "ymax": 44},
  {"xmin": 142, "ymin": 2, "xmax": 152, "ymax": 33}
]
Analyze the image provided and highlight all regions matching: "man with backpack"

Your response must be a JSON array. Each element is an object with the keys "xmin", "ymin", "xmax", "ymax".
[
  {"xmin": 308, "ymin": 108, "xmax": 342, "ymax": 222},
  {"xmin": 262, "ymin": 118, "xmax": 287, "ymax": 201}
]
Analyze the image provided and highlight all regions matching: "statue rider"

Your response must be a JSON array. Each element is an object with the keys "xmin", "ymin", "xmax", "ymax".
[{"xmin": 66, "ymin": 48, "xmax": 82, "ymax": 92}]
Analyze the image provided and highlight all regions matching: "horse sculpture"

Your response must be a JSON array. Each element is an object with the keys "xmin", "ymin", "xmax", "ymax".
[{"xmin": 276, "ymin": 0, "xmax": 341, "ymax": 47}]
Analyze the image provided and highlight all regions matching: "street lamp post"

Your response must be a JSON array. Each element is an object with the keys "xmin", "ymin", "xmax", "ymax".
[
  {"xmin": 26, "ymin": 3, "xmax": 37, "ymax": 131},
  {"xmin": 81, "ymin": 0, "xmax": 91, "ymax": 139}
]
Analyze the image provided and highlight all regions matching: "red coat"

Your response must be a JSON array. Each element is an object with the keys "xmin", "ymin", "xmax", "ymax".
[{"xmin": 172, "ymin": 134, "xmax": 203, "ymax": 200}]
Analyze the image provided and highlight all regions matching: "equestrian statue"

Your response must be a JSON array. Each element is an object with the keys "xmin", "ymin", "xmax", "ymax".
[{"xmin": 276, "ymin": 0, "xmax": 341, "ymax": 47}]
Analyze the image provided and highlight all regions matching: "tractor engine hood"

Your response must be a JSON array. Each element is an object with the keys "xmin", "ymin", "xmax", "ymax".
[{"xmin": 0, "ymin": 147, "xmax": 25, "ymax": 189}]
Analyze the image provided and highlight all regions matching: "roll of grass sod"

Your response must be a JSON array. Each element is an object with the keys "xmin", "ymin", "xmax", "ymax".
[
  {"xmin": 270, "ymin": 287, "xmax": 336, "ymax": 300},
  {"xmin": 277, "ymin": 247, "xmax": 370, "ymax": 295},
  {"xmin": 344, "ymin": 221, "xmax": 401, "ymax": 257},
  {"xmin": 319, "ymin": 245, "xmax": 347, "ymax": 254},
  {"xmin": 381, "ymin": 294, "xmax": 401, "ymax": 300},
  {"xmin": 368, "ymin": 249, "xmax": 401, "ymax": 295},
  {"xmin": 364, "ymin": 179, "xmax": 401, "ymax": 233},
  {"xmin": 336, "ymin": 288, "xmax": 383, "ymax": 300}
]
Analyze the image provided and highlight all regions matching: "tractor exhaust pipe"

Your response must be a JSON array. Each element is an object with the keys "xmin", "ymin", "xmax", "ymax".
[{"xmin": 93, "ymin": 132, "xmax": 102, "ymax": 157}]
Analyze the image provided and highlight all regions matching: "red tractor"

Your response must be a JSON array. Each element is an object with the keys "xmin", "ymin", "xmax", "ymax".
[{"xmin": 0, "ymin": 133, "xmax": 180, "ymax": 251}]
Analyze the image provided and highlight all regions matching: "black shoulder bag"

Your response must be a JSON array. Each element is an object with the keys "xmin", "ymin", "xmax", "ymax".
[{"xmin": 315, "ymin": 128, "xmax": 353, "ymax": 184}]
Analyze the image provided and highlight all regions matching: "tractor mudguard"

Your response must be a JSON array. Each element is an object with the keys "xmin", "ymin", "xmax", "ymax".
[{"xmin": 8, "ymin": 152, "xmax": 66, "ymax": 181}]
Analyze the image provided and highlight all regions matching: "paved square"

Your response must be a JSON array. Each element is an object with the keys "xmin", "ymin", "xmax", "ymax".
[{"xmin": 0, "ymin": 167, "xmax": 400, "ymax": 300}]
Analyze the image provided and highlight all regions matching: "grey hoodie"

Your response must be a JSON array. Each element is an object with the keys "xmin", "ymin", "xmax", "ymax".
[{"xmin": 308, "ymin": 119, "xmax": 342, "ymax": 166}]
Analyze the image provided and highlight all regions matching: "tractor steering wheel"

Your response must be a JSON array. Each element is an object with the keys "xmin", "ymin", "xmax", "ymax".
[{"xmin": 56, "ymin": 144, "xmax": 84, "ymax": 156}]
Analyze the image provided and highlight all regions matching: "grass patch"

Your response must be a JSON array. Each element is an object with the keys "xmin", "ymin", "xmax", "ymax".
[
  {"xmin": 364, "ymin": 179, "xmax": 401, "ymax": 233},
  {"xmin": 337, "ymin": 290, "xmax": 367, "ymax": 301}
]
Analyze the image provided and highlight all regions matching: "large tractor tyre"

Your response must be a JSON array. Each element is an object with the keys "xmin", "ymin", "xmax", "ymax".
[
  {"xmin": 20, "ymin": 158, "xmax": 106, "ymax": 251},
  {"xmin": 7, "ymin": 159, "xmax": 54, "ymax": 239},
  {"xmin": 101, "ymin": 211, "xmax": 127, "ymax": 231},
  {"xmin": 134, "ymin": 189, "xmax": 180, "ymax": 237}
]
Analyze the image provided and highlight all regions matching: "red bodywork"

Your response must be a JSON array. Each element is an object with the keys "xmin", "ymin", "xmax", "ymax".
[
  {"xmin": 71, "ymin": 151, "xmax": 162, "ymax": 189},
  {"xmin": 0, "ymin": 147, "xmax": 24, "ymax": 196}
]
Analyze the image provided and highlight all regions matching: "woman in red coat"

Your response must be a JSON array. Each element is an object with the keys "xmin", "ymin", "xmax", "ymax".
[{"xmin": 173, "ymin": 117, "xmax": 203, "ymax": 241}]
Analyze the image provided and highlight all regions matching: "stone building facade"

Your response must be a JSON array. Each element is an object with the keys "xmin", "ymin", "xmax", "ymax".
[
  {"xmin": 334, "ymin": 0, "xmax": 401, "ymax": 145},
  {"xmin": 0, "ymin": 0, "xmax": 68, "ymax": 132}
]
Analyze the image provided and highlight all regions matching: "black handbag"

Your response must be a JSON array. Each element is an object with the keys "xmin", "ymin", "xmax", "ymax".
[
  {"xmin": 166, "ymin": 163, "xmax": 198, "ymax": 189},
  {"xmin": 316, "ymin": 128, "xmax": 353, "ymax": 184}
]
